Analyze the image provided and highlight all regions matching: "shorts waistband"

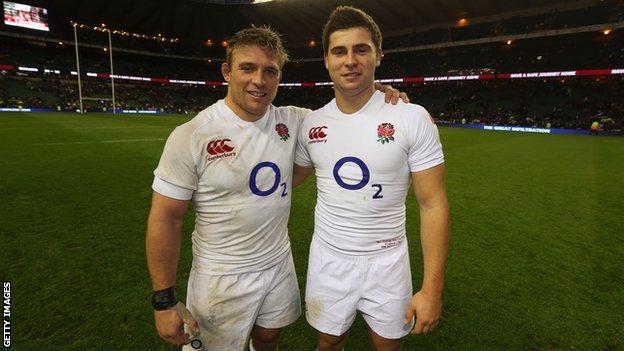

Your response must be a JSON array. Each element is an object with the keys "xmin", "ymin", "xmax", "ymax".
[{"xmin": 311, "ymin": 235, "xmax": 407, "ymax": 262}]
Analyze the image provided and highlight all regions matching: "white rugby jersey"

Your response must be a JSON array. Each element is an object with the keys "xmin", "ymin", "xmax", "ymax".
[
  {"xmin": 153, "ymin": 100, "xmax": 309, "ymax": 274},
  {"xmin": 295, "ymin": 91, "xmax": 444, "ymax": 254}
]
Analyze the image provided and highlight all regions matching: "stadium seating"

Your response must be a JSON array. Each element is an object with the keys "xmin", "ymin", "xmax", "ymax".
[{"xmin": 1, "ymin": 2, "xmax": 622, "ymax": 132}]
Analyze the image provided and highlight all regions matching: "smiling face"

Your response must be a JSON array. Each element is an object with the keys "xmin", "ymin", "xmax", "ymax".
[
  {"xmin": 324, "ymin": 26, "xmax": 382, "ymax": 101},
  {"xmin": 222, "ymin": 44, "xmax": 281, "ymax": 122}
]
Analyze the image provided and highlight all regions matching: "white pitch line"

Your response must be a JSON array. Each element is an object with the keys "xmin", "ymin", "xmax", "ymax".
[{"xmin": 31, "ymin": 138, "xmax": 166, "ymax": 146}]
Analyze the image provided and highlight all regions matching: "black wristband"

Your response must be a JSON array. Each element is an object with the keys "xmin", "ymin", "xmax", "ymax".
[{"xmin": 151, "ymin": 286, "xmax": 178, "ymax": 311}]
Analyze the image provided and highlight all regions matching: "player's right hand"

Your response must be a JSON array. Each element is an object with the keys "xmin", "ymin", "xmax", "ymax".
[
  {"xmin": 154, "ymin": 302, "xmax": 200, "ymax": 346},
  {"xmin": 403, "ymin": 290, "xmax": 441, "ymax": 335}
]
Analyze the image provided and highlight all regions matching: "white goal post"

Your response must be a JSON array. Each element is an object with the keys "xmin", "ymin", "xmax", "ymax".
[{"xmin": 73, "ymin": 24, "xmax": 116, "ymax": 114}]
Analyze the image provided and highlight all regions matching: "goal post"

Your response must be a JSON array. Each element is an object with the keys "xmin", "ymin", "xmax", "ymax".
[{"xmin": 73, "ymin": 23, "xmax": 116, "ymax": 114}]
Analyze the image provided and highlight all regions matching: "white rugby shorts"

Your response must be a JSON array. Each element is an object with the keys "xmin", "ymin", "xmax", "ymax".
[
  {"xmin": 182, "ymin": 251, "xmax": 301, "ymax": 351},
  {"xmin": 305, "ymin": 237, "xmax": 415, "ymax": 339}
]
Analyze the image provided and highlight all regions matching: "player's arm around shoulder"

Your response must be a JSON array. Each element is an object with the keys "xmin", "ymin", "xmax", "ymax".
[
  {"xmin": 404, "ymin": 163, "xmax": 450, "ymax": 335},
  {"xmin": 375, "ymin": 82, "xmax": 410, "ymax": 104}
]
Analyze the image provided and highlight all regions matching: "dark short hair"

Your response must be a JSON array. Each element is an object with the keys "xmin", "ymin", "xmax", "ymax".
[
  {"xmin": 226, "ymin": 26, "xmax": 289, "ymax": 68},
  {"xmin": 322, "ymin": 6, "xmax": 382, "ymax": 55}
]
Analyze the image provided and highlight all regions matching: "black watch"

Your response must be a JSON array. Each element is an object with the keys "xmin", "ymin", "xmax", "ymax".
[{"xmin": 151, "ymin": 286, "xmax": 178, "ymax": 310}]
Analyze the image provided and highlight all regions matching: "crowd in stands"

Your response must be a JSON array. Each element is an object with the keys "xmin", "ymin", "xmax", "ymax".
[
  {"xmin": 0, "ymin": 76, "xmax": 226, "ymax": 113},
  {"xmin": 3, "ymin": 29, "xmax": 621, "ymax": 84},
  {"xmin": 42, "ymin": 1, "xmax": 622, "ymax": 59},
  {"xmin": 285, "ymin": 32, "xmax": 624, "ymax": 81},
  {"xmin": 2, "ymin": 73, "xmax": 621, "ymax": 132},
  {"xmin": 0, "ymin": 37, "xmax": 215, "ymax": 81},
  {"xmin": 2, "ymin": 2, "xmax": 622, "ymax": 81},
  {"xmin": 1, "ymin": 2, "xmax": 622, "ymax": 133},
  {"xmin": 410, "ymin": 78, "xmax": 623, "ymax": 130},
  {"xmin": 382, "ymin": 1, "xmax": 624, "ymax": 49}
]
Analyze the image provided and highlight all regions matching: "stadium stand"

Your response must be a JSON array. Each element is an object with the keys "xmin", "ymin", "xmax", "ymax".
[
  {"xmin": 0, "ymin": 0, "xmax": 622, "ymax": 132},
  {"xmin": 382, "ymin": 1, "xmax": 624, "ymax": 49}
]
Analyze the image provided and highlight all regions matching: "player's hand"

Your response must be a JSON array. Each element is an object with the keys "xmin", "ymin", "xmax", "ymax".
[
  {"xmin": 154, "ymin": 302, "xmax": 200, "ymax": 346},
  {"xmin": 403, "ymin": 290, "xmax": 442, "ymax": 335},
  {"xmin": 375, "ymin": 82, "xmax": 410, "ymax": 104}
]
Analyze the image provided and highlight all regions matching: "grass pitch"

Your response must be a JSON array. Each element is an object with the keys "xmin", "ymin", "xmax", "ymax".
[{"xmin": 0, "ymin": 112, "xmax": 622, "ymax": 350}]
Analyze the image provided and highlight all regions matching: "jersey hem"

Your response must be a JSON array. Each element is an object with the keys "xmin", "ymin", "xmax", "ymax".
[{"xmin": 190, "ymin": 245, "xmax": 291, "ymax": 275}]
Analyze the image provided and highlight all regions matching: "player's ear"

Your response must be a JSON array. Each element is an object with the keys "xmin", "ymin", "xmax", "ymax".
[
  {"xmin": 221, "ymin": 62, "xmax": 231, "ymax": 82},
  {"xmin": 376, "ymin": 50, "xmax": 383, "ymax": 67},
  {"xmin": 324, "ymin": 55, "xmax": 329, "ymax": 70}
]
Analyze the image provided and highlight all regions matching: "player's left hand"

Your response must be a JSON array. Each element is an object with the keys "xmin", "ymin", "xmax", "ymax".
[
  {"xmin": 403, "ymin": 290, "xmax": 442, "ymax": 335},
  {"xmin": 375, "ymin": 82, "xmax": 410, "ymax": 104}
]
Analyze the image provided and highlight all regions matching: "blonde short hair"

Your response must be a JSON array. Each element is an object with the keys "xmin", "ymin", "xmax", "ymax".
[{"xmin": 226, "ymin": 26, "xmax": 289, "ymax": 68}]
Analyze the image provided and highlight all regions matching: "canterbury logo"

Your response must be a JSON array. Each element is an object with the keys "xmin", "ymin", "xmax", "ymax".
[
  {"xmin": 207, "ymin": 139, "xmax": 234, "ymax": 155},
  {"xmin": 309, "ymin": 126, "xmax": 328, "ymax": 140}
]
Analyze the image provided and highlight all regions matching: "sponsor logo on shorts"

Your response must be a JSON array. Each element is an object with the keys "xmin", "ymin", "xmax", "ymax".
[
  {"xmin": 376, "ymin": 235, "xmax": 404, "ymax": 248},
  {"xmin": 206, "ymin": 139, "xmax": 236, "ymax": 161},
  {"xmin": 308, "ymin": 126, "xmax": 328, "ymax": 144},
  {"xmin": 275, "ymin": 123, "xmax": 290, "ymax": 141}
]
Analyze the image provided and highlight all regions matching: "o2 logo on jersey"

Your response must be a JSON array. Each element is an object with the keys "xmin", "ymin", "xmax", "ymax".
[
  {"xmin": 206, "ymin": 138, "xmax": 236, "ymax": 161},
  {"xmin": 308, "ymin": 126, "xmax": 328, "ymax": 144},
  {"xmin": 249, "ymin": 162, "xmax": 288, "ymax": 197},
  {"xmin": 333, "ymin": 156, "xmax": 383, "ymax": 199}
]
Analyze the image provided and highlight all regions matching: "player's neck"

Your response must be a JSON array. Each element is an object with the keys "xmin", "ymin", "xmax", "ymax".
[
  {"xmin": 224, "ymin": 96, "xmax": 265, "ymax": 122},
  {"xmin": 334, "ymin": 83, "xmax": 375, "ymax": 115}
]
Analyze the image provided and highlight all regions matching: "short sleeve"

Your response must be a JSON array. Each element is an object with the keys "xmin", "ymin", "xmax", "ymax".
[
  {"xmin": 152, "ymin": 176, "xmax": 194, "ymax": 200},
  {"xmin": 408, "ymin": 106, "xmax": 445, "ymax": 172},
  {"xmin": 153, "ymin": 126, "xmax": 199, "ymax": 191}
]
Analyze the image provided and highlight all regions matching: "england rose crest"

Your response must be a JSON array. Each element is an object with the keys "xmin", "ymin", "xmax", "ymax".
[
  {"xmin": 275, "ymin": 123, "xmax": 290, "ymax": 141},
  {"xmin": 377, "ymin": 123, "xmax": 395, "ymax": 144}
]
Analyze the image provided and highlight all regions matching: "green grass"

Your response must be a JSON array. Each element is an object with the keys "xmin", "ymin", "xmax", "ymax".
[{"xmin": 0, "ymin": 112, "xmax": 622, "ymax": 350}]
